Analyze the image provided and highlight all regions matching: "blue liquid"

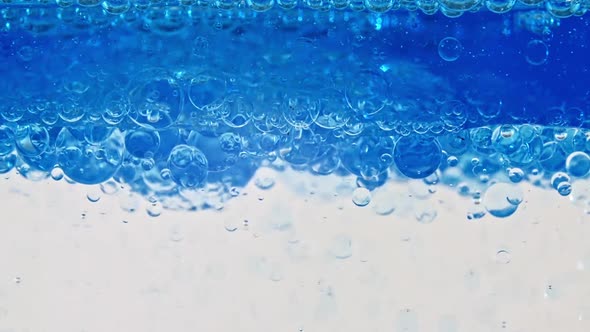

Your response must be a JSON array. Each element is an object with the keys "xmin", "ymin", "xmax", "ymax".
[{"xmin": 0, "ymin": 2, "xmax": 589, "ymax": 217}]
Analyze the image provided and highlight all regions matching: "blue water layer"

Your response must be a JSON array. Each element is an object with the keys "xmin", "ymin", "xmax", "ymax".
[{"xmin": 0, "ymin": 3, "xmax": 589, "ymax": 216}]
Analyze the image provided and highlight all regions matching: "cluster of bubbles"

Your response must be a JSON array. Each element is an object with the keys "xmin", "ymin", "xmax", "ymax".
[
  {"xmin": 0, "ymin": 0, "xmax": 587, "ymax": 31},
  {"xmin": 2, "ymin": 79, "xmax": 589, "ymax": 218},
  {"xmin": 1, "ymin": 1, "xmax": 589, "ymax": 219}
]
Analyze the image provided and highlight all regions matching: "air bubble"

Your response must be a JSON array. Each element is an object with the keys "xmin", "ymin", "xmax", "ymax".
[
  {"xmin": 56, "ymin": 128, "xmax": 124, "ymax": 185},
  {"xmin": 329, "ymin": 235, "xmax": 353, "ymax": 259},
  {"xmin": 551, "ymin": 172, "xmax": 570, "ymax": 189},
  {"xmin": 147, "ymin": 202, "xmax": 163, "ymax": 217},
  {"xmin": 438, "ymin": 37, "xmax": 463, "ymax": 62},
  {"xmin": 188, "ymin": 132, "xmax": 242, "ymax": 172},
  {"xmin": 566, "ymin": 152, "xmax": 590, "ymax": 178},
  {"xmin": 100, "ymin": 181, "xmax": 119, "ymax": 195},
  {"xmin": 371, "ymin": 194, "xmax": 396, "ymax": 216},
  {"xmin": 447, "ymin": 156, "xmax": 459, "ymax": 167},
  {"xmin": 2, "ymin": 105, "xmax": 25, "ymax": 122},
  {"xmin": 0, "ymin": 126, "xmax": 15, "ymax": 157},
  {"xmin": 546, "ymin": 0, "xmax": 581, "ymax": 18},
  {"xmin": 277, "ymin": 0, "xmax": 297, "ymax": 8},
  {"xmin": 415, "ymin": 207, "xmax": 437, "ymax": 224},
  {"xmin": 167, "ymin": 144, "xmax": 208, "ymax": 188},
  {"xmin": 255, "ymin": 176, "xmax": 275, "ymax": 190},
  {"xmin": 508, "ymin": 168, "xmax": 524, "ymax": 183},
  {"xmin": 557, "ymin": 181, "xmax": 572, "ymax": 196},
  {"xmin": 17, "ymin": 46, "xmax": 34, "ymax": 62},
  {"xmin": 124, "ymin": 129, "xmax": 160, "ymax": 159},
  {"xmin": 59, "ymin": 103, "xmax": 86, "ymax": 123},
  {"xmin": 483, "ymin": 182, "xmax": 520, "ymax": 218},
  {"xmin": 129, "ymin": 74, "xmax": 183, "ymax": 129},
  {"xmin": 394, "ymin": 135, "xmax": 442, "ymax": 179},
  {"xmin": 281, "ymin": 94, "xmax": 321, "ymax": 129},
  {"xmin": 50, "ymin": 167, "xmax": 64, "ymax": 181},
  {"xmin": 365, "ymin": 0, "xmax": 395, "ymax": 12},
  {"xmin": 352, "ymin": 187, "xmax": 371, "ymax": 207},
  {"xmin": 78, "ymin": 0, "xmax": 101, "ymax": 6},
  {"xmin": 525, "ymin": 40, "xmax": 549, "ymax": 66},
  {"xmin": 247, "ymin": 0, "xmax": 275, "ymax": 11},
  {"xmin": 86, "ymin": 189, "xmax": 101, "ymax": 202},
  {"xmin": 102, "ymin": 0, "xmax": 131, "ymax": 14},
  {"xmin": 188, "ymin": 74, "xmax": 226, "ymax": 110},
  {"xmin": 492, "ymin": 125, "xmax": 521, "ymax": 155},
  {"xmin": 224, "ymin": 219, "xmax": 238, "ymax": 232},
  {"xmin": 345, "ymin": 70, "xmax": 390, "ymax": 117},
  {"xmin": 220, "ymin": 95, "xmax": 252, "ymax": 129},
  {"xmin": 315, "ymin": 89, "xmax": 350, "ymax": 129},
  {"xmin": 103, "ymin": 91, "xmax": 129, "ymax": 125},
  {"xmin": 495, "ymin": 250, "xmax": 511, "ymax": 264},
  {"xmin": 485, "ymin": 0, "xmax": 516, "ymax": 13},
  {"xmin": 0, "ymin": 154, "xmax": 17, "ymax": 174}
]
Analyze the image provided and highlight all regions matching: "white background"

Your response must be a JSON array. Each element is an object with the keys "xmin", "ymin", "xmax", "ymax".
[{"xmin": 0, "ymin": 168, "xmax": 589, "ymax": 332}]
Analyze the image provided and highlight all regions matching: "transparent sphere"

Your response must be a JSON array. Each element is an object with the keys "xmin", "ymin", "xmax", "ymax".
[
  {"xmin": 546, "ymin": 0, "xmax": 581, "ymax": 18},
  {"xmin": 438, "ymin": 37, "xmax": 463, "ymax": 62},
  {"xmin": 439, "ymin": 0, "xmax": 480, "ymax": 10},
  {"xmin": 345, "ymin": 70, "xmax": 390, "ymax": 118},
  {"xmin": 129, "ymin": 74, "xmax": 183, "ymax": 129},
  {"xmin": 220, "ymin": 94, "xmax": 253, "ymax": 129},
  {"xmin": 188, "ymin": 73, "xmax": 227, "ymax": 111},
  {"xmin": 551, "ymin": 172, "xmax": 570, "ymax": 190},
  {"xmin": 483, "ymin": 182, "xmax": 521, "ymax": 218},
  {"xmin": 247, "ymin": 0, "xmax": 275, "ymax": 11},
  {"xmin": 352, "ymin": 187, "xmax": 371, "ymax": 207},
  {"xmin": 102, "ymin": 91, "xmax": 130, "ymax": 125},
  {"xmin": 2, "ymin": 105, "xmax": 25, "ymax": 122},
  {"xmin": 492, "ymin": 125, "xmax": 521, "ymax": 155},
  {"xmin": 281, "ymin": 94, "xmax": 321, "ymax": 129},
  {"xmin": 56, "ymin": 127, "xmax": 124, "ymax": 185},
  {"xmin": 340, "ymin": 135, "xmax": 395, "ymax": 178},
  {"xmin": 102, "ymin": 0, "xmax": 131, "ymax": 14},
  {"xmin": 188, "ymin": 131, "xmax": 242, "ymax": 172},
  {"xmin": 0, "ymin": 126, "xmax": 15, "ymax": 156},
  {"xmin": 440, "ymin": 100, "xmax": 467, "ymax": 130},
  {"xmin": 78, "ymin": 0, "xmax": 101, "ymax": 7},
  {"xmin": 394, "ymin": 135, "xmax": 442, "ymax": 179},
  {"xmin": 525, "ymin": 40, "xmax": 549, "ymax": 66},
  {"xmin": 470, "ymin": 127, "xmax": 495, "ymax": 155},
  {"xmin": 557, "ymin": 181, "xmax": 572, "ymax": 196},
  {"xmin": 314, "ymin": 89, "xmax": 351, "ymax": 129},
  {"xmin": 124, "ymin": 129, "xmax": 160, "ymax": 159},
  {"xmin": 332, "ymin": 0, "xmax": 350, "ymax": 8},
  {"xmin": 167, "ymin": 144, "xmax": 209, "ymax": 188},
  {"xmin": 508, "ymin": 168, "xmax": 525, "ymax": 183},
  {"xmin": 0, "ymin": 154, "xmax": 17, "ymax": 174},
  {"xmin": 364, "ymin": 0, "xmax": 395, "ymax": 12},
  {"xmin": 277, "ymin": 0, "xmax": 298, "ymax": 8},
  {"xmin": 485, "ymin": 0, "xmax": 515, "ymax": 13},
  {"xmin": 566, "ymin": 151, "xmax": 590, "ymax": 177},
  {"xmin": 14, "ymin": 124, "xmax": 50, "ymax": 158}
]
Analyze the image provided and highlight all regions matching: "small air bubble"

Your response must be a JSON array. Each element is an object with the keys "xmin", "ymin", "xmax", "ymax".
[
  {"xmin": 86, "ymin": 191, "xmax": 101, "ymax": 203},
  {"xmin": 495, "ymin": 250, "xmax": 511, "ymax": 264},
  {"xmin": 147, "ymin": 202, "xmax": 162, "ymax": 217},
  {"xmin": 352, "ymin": 187, "xmax": 371, "ymax": 207}
]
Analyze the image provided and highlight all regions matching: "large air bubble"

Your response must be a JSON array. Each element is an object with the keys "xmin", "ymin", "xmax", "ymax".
[{"xmin": 393, "ymin": 135, "xmax": 442, "ymax": 179}]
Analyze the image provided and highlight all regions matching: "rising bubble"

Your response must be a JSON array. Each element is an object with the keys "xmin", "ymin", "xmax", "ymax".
[
  {"xmin": 438, "ymin": 37, "xmax": 463, "ymax": 62},
  {"xmin": 352, "ymin": 187, "xmax": 371, "ymax": 207},
  {"xmin": 167, "ymin": 144, "xmax": 208, "ymax": 188},
  {"xmin": 483, "ymin": 182, "xmax": 520, "ymax": 218},
  {"xmin": 525, "ymin": 40, "xmax": 549, "ymax": 65},
  {"xmin": 394, "ymin": 135, "xmax": 442, "ymax": 179},
  {"xmin": 566, "ymin": 151, "xmax": 590, "ymax": 178}
]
